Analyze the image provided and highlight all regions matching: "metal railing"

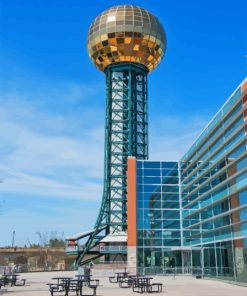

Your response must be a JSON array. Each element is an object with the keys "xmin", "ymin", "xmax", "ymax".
[
  {"xmin": 136, "ymin": 266, "xmax": 236, "ymax": 278},
  {"xmin": 99, "ymin": 245, "xmax": 127, "ymax": 252},
  {"xmin": 65, "ymin": 246, "xmax": 84, "ymax": 253},
  {"xmin": 66, "ymin": 245, "xmax": 127, "ymax": 253}
]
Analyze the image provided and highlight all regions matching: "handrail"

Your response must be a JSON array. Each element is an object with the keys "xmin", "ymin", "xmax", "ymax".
[
  {"xmin": 66, "ymin": 245, "xmax": 127, "ymax": 253},
  {"xmin": 99, "ymin": 246, "xmax": 127, "ymax": 251}
]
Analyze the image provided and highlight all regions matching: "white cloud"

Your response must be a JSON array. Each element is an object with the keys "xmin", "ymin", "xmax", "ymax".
[
  {"xmin": 0, "ymin": 82, "xmax": 105, "ymax": 201},
  {"xmin": 0, "ymin": 80, "xmax": 208, "ymax": 203},
  {"xmin": 0, "ymin": 164, "xmax": 102, "ymax": 200},
  {"xmin": 149, "ymin": 115, "xmax": 208, "ymax": 160},
  {"xmin": 0, "ymin": 75, "xmax": 211, "ymax": 247}
]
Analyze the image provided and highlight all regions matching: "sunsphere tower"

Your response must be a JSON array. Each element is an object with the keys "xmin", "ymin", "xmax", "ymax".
[{"xmin": 74, "ymin": 5, "xmax": 166, "ymax": 266}]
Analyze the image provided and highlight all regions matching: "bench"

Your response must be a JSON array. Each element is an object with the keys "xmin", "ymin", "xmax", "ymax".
[
  {"xmin": 147, "ymin": 283, "xmax": 163, "ymax": 293},
  {"xmin": 13, "ymin": 279, "xmax": 26, "ymax": 286},
  {"xmin": 132, "ymin": 280, "xmax": 148, "ymax": 294},
  {"xmin": 47, "ymin": 283, "xmax": 65, "ymax": 296},
  {"xmin": 0, "ymin": 276, "xmax": 9, "ymax": 286},
  {"xmin": 67, "ymin": 281, "xmax": 81, "ymax": 296},
  {"xmin": 133, "ymin": 283, "xmax": 146, "ymax": 293},
  {"xmin": 109, "ymin": 276, "xmax": 118, "ymax": 283},
  {"xmin": 119, "ymin": 278, "xmax": 133, "ymax": 288},
  {"xmin": 0, "ymin": 274, "xmax": 25, "ymax": 287},
  {"xmin": 89, "ymin": 279, "xmax": 99, "ymax": 287}
]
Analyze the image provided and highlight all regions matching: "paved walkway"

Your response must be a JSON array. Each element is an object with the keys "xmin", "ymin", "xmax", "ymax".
[{"xmin": 1, "ymin": 270, "xmax": 246, "ymax": 296}]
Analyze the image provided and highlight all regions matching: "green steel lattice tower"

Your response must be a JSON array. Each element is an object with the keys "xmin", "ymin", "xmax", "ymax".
[{"xmin": 76, "ymin": 5, "xmax": 166, "ymax": 266}]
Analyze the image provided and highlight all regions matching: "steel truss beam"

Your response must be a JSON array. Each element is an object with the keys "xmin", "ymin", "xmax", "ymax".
[{"xmin": 75, "ymin": 63, "xmax": 148, "ymax": 267}]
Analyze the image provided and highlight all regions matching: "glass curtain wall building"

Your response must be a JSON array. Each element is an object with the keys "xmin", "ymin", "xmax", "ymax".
[
  {"xmin": 127, "ymin": 78, "xmax": 247, "ymax": 283},
  {"xmin": 136, "ymin": 161, "xmax": 181, "ymax": 272},
  {"xmin": 180, "ymin": 79, "xmax": 247, "ymax": 282}
]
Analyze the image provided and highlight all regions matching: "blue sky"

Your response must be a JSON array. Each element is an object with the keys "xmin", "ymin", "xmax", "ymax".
[{"xmin": 0, "ymin": 0, "xmax": 246, "ymax": 246}]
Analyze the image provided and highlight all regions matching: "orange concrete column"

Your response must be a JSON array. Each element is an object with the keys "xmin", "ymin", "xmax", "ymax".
[
  {"xmin": 127, "ymin": 157, "xmax": 137, "ymax": 247},
  {"xmin": 127, "ymin": 157, "xmax": 137, "ymax": 273}
]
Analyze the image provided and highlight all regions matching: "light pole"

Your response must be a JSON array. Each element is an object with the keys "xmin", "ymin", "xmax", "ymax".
[{"xmin": 12, "ymin": 230, "xmax": 15, "ymax": 248}]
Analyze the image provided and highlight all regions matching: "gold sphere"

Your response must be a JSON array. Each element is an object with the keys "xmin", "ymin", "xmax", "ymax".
[{"xmin": 87, "ymin": 5, "xmax": 166, "ymax": 72}]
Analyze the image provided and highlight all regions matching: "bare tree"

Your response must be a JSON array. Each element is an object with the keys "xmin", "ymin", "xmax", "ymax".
[{"xmin": 34, "ymin": 231, "xmax": 65, "ymax": 248}]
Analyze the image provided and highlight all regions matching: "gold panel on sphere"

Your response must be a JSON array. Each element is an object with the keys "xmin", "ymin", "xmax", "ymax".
[{"xmin": 87, "ymin": 5, "xmax": 166, "ymax": 72}]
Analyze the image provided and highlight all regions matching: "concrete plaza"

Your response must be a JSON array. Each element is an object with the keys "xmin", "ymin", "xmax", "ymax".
[{"xmin": 1, "ymin": 270, "xmax": 246, "ymax": 296}]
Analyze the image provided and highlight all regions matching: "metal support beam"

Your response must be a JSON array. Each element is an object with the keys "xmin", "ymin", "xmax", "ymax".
[{"xmin": 75, "ymin": 63, "xmax": 148, "ymax": 267}]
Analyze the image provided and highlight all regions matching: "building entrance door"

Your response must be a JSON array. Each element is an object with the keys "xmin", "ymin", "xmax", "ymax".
[{"xmin": 182, "ymin": 251, "xmax": 192, "ymax": 274}]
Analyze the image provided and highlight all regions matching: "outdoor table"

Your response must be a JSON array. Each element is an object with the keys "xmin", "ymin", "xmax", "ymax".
[
  {"xmin": 71, "ymin": 278, "xmax": 98, "ymax": 296},
  {"xmin": 4, "ymin": 274, "xmax": 20, "ymax": 286},
  {"xmin": 115, "ymin": 271, "xmax": 129, "ymax": 282},
  {"xmin": 51, "ymin": 277, "xmax": 72, "ymax": 295},
  {"xmin": 68, "ymin": 279, "xmax": 83, "ymax": 296},
  {"xmin": 52, "ymin": 277, "xmax": 72, "ymax": 285},
  {"xmin": 47, "ymin": 283, "xmax": 65, "ymax": 296},
  {"xmin": 137, "ymin": 276, "xmax": 153, "ymax": 284},
  {"xmin": 132, "ymin": 276, "xmax": 153, "ymax": 293},
  {"xmin": 116, "ymin": 271, "xmax": 129, "ymax": 276},
  {"xmin": 119, "ymin": 278, "xmax": 133, "ymax": 288},
  {"xmin": 73, "ymin": 278, "xmax": 89, "ymax": 288}
]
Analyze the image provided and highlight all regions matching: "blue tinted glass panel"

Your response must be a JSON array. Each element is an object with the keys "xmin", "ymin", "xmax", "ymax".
[
  {"xmin": 143, "ymin": 162, "xmax": 161, "ymax": 169},
  {"xmin": 143, "ymin": 185, "xmax": 161, "ymax": 192},
  {"xmin": 137, "ymin": 169, "xmax": 143, "ymax": 177},
  {"xmin": 143, "ymin": 192, "xmax": 161, "ymax": 200},
  {"xmin": 223, "ymin": 101, "xmax": 242, "ymax": 127},
  {"xmin": 207, "ymin": 112, "xmax": 222, "ymax": 135},
  {"xmin": 162, "ymin": 220, "xmax": 180, "ymax": 229},
  {"xmin": 163, "ymin": 239, "xmax": 181, "ymax": 246},
  {"xmin": 222, "ymin": 87, "xmax": 241, "ymax": 116},
  {"xmin": 163, "ymin": 210, "xmax": 180, "ymax": 219},
  {"xmin": 162, "ymin": 193, "xmax": 179, "ymax": 201},
  {"xmin": 137, "ymin": 161, "xmax": 143, "ymax": 168},
  {"xmin": 236, "ymin": 156, "xmax": 247, "ymax": 171},
  {"xmin": 137, "ymin": 200, "xmax": 143, "ymax": 209},
  {"xmin": 163, "ymin": 230, "xmax": 181, "ymax": 238},
  {"xmin": 161, "ymin": 162, "xmax": 178, "ymax": 169},
  {"xmin": 137, "ymin": 185, "xmax": 143, "ymax": 192},
  {"xmin": 235, "ymin": 172, "xmax": 247, "ymax": 190},
  {"xmin": 137, "ymin": 176, "xmax": 143, "ymax": 184},
  {"xmin": 225, "ymin": 129, "xmax": 245, "ymax": 152},
  {"xmin": 143, "ymin": 200, "xmax": 161, "ymax": 209},
  {"xmin": 143, "ymin": 169, "xmax": 161, "ymax": 176},
  {"xmin": 162, "ymin": 169, "xmax": 178, "ymax": 177},
  {"xmin": 227, "ymin": 142, "xmax": 246, "ymax": 160},
  {"xmin": 137, "ymin": 192, "xmax": 143, "ymax": 200},
  {"xmin": 239, "ymin": 190, "xmax": 247, "ymax": 206},
  {"xmin": 137, "ymin": 218, "xmax": 144, "ymax": 228},
  {"xmin": 162, "ymin": 176, "xmax": 179, "ymax": 184},
  {"xmin": 162, "ymin": 201, "xmax": 179, "ymax": 208},
  {"xmin": 143, "ymin": 176, "xmax": 161, "ymax": 184},
  {"xmin": 224, "ymin": 116, "xmax": 244, "ymax": 140},
  {"xmin": 162, "ymin": 185, "xmax": 179, "ymax": 193},
  {"xmin": 240, "ymin": 208, "xmax": 247, "ymax": 220}
]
